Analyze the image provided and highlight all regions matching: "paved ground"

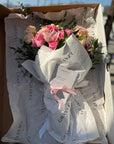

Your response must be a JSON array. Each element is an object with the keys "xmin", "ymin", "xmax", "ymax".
[{"xmin": 108, "ymin": 40, "xmax": 114, "ymax": 98}]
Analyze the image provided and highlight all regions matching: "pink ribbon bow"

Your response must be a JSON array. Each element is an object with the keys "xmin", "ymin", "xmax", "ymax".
[{"xmin": 50, "ymin": 85, "xmax": 77, "ymax": 109}]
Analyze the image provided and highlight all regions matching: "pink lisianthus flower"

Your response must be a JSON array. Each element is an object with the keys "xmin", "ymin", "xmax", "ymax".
[
  {"xmin": 38, "ymin": 25, "xmax": 59, "ymax": 42},
  {"xmin": 65, "ymin": 29, "xmax": 73, "ymax": 36},
  {"xmin": 75, "ymin": 25, "xmax": 89, "ymax": 40},
  {"xmin": 32, "ymin": 33, "xmax": 45, "ymax": 48},
  {"xmin": 43, "ymin": 30, "xmax": 59, "ymax": 42},
  {"xmin": 24, "ymin": 33, "xmax": 34, "ymax": 44},
  {"xmin": 59, "ymin": 29, "xmax": 73, "ymax": 40},
  {"xmin": 38, "ymin": 25, "xmax": 59, "ymax": 50},
  {"xmin": 49, "ymin": 41, "xmax": 58, "ymax": 50},
  {"xmin": 59, "ymin": 30, "xmax": 64, "ymax": 40},
  {"xmin": 43, "ymin": 25, "xmax": 59, "ymax": 32}
]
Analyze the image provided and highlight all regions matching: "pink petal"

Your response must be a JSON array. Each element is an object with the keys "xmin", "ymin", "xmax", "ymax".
[
  {"xmin": 49, "ymin": 41, "xmax": 58, "ymax": 50},
  {"xmin": 65, "ymin": 29, "xmax": 73, "ymax": 36},
  {"xmin": 59, "ymin": 30, "xmax": 64, "ymax": 40},
  {"xmin": 32, "ymin": 33, "xmax": 45, "ymax": 48}
]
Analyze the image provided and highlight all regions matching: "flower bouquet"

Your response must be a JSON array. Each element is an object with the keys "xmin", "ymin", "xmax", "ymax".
[
  {"xmin": 12, "ymin": 14, "xmax": 101, "ymax": 69},
  {"xmin": 2, "ymin": 4, "xmax": 108, "ymax": 144}
]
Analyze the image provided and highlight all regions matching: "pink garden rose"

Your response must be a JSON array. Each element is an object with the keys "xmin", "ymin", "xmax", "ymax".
[
  {"xmin": 24, "ymin": 33, "xmax": 34, "ymax": 44},
  {"xmin": 32, "ymin": 33, "xmax": 45, "ymax": 48}
]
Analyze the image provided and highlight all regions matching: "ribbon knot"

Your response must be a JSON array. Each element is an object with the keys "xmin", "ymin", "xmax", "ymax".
[{"xmin": 50, "ymin": 85, "xmax": 77, "ymax": 109}]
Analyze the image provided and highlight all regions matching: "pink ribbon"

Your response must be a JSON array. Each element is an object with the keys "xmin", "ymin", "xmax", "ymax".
[{"xmin": 50, "ymin": 85, "xmax": 77, "ymax": 109}]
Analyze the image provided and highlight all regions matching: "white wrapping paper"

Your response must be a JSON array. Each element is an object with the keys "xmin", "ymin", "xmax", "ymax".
[{"xmin": 22, "ymin": 34, "xmax": 99, "ymax": 143}]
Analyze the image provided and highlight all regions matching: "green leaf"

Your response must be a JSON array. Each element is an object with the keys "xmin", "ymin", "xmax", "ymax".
[
  {"xmin": 56, "ymin": 39, "xmax": 65, "ymax": 49},
  {"xmin": 94, "ymin": 39, "xmax": 98, "ymax": 49},
  {"xmin": 72, "ymin": 30, "xmax": 79, "ymax": 35},
  {"xmin": 64, "ymin": 30, "xmax": 68, "ymax": 39},
  {"xmin": 10, "ymin": 47, "xmax": 16, "ymax": 51},
  {"xmin": 57, "ymin": 11, "xmax": 67, "ymax": 26},
  {"xmin": 62, "ymin": 11, "xmax": 67, "ymax": 21},
  {"xmin": 17, "ymin": 1, "xmax": 33, "ymax": 16},
  {"xmin": 64, "ymin": 17, "xmax": 75, "ymax": 29},
  {"xmin": 88, "ymin": 47, "xmax": 94, "ymax": 51}
]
